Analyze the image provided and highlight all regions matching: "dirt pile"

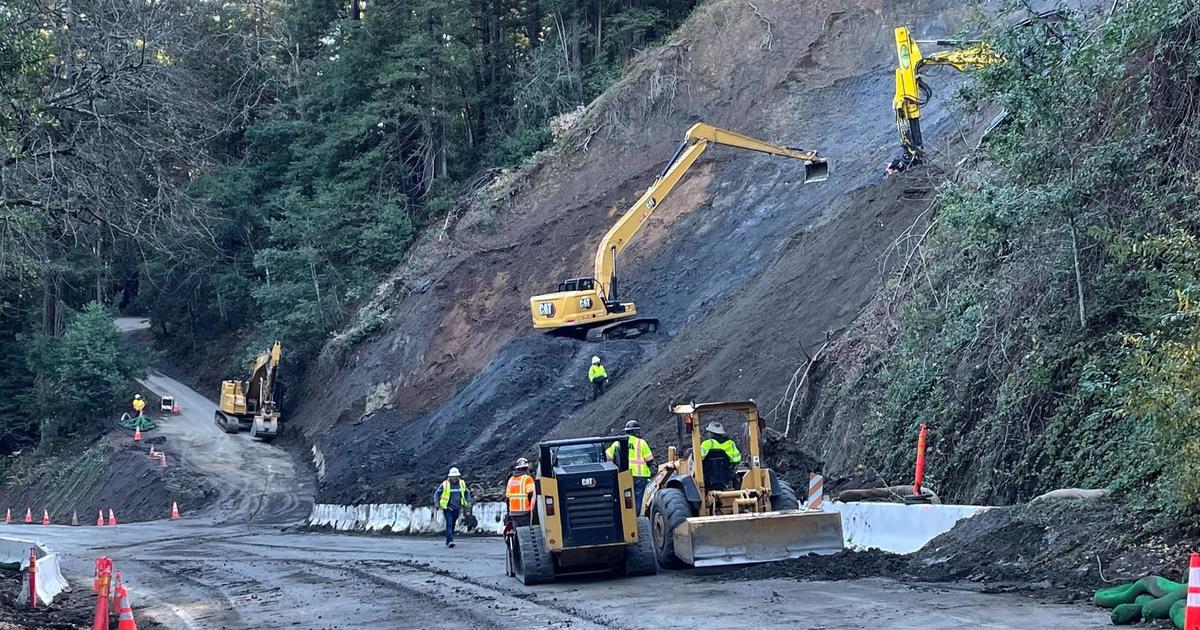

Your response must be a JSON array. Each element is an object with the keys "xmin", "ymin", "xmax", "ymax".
[
  {"xmin": 0, "ymin": 433, "xmax": 214, "ymax": 524},
  {"xmin": 288, "ymin": 0, "xmax": 996, "ymax": 503},
  {"xmin": 728, "ymin": 498, "xmax": 1196, "ymax": 602}
]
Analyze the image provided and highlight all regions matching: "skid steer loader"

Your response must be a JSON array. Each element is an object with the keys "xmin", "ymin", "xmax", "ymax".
[
  {"xmin": 506, "ymin": 436, "xmax": 657, "ymax": 585},
  {"xmin": 643, "ymin": 400, "xmax": 844, "ymax": 567}
]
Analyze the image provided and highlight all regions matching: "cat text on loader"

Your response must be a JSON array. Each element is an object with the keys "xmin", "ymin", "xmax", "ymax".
[
  {"xmin": 215, "ymin": 341, "xmax": 283, "ymax": 441},
  {"xmin": 505, "ymin": 436, "xmax": 657, "ymax": 585},
  {"xmin": 529, "ymin": 123, "xmax": 828, "ymax": 342},
  {"xmin": 643, "ymin": 400, "xmax": 843, "ymax": 567}
]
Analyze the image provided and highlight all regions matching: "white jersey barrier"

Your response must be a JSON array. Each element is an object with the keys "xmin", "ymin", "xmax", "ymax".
[
  {"xmin": 1, "ymin": 536, "xmax": 69, "ymax": 605},
  {"xmin": 308, "ymin": 502, "xmax": 507, "ymax": 535},
  {"xmin": 825, "ymin": 501, "xmax": 993, "ymax": 554}
]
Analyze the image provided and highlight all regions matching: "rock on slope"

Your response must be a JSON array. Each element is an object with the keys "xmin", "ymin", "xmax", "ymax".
[{"xmin": 291, "ymin": 0, "xmax": 994, "ymax": 503}]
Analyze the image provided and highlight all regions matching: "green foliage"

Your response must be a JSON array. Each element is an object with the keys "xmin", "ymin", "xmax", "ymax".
[
  {"xmin": 863, "ymin": 0, "xmax": 1200, "ymax": 520},
  {"xmin": 27, "ymin": 303, "xmax": 138, "ymax": 445}
]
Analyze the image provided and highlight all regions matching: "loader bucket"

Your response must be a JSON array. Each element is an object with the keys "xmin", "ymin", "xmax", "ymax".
[
  {"xmin": 672, "ymin": 509, "xmax": 844, "ymax": 567},
  {"xmin": 804, "ymin": 158, "xmax": 830, "ymax": 184}
]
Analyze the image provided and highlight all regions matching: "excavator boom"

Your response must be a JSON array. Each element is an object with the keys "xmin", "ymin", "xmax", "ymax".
[{"xmin": 530, "ymin": 123, "xmax": 827, "ymax": 340}]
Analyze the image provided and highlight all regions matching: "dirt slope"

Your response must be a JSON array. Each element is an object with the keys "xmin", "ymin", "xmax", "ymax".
[{"xmin": 291, "ymin": 0, "xmax": 1008, "ymax": 502}]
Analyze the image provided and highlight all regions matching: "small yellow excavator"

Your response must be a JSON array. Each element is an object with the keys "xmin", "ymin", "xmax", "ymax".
[
  {"xmin": 886, "ymin": 10, "xmax": 1066, "ymax": 175},
  {"xmin": 643, "ymin": 400, "xmax": 843, "ymax": 567},
  {"xmin": 215, "ymin": 341, "xmax": 283, "ymax": 441},
  {"xmin": 529, "ymin": 123, "xmax": 828, "ymax": 341}
]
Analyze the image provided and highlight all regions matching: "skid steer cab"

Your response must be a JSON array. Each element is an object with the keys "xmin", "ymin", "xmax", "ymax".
[
  {"xmin": 643, "ymin": 400, "xmax": 844, "ymax": 568},
  {"xmin": 506, "ymin": 436, "xmax": 657, "ymax": 585}
]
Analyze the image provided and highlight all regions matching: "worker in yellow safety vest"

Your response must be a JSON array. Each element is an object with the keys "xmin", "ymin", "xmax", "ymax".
[
  {"xmin": 432, "ymin": 467, "xmax": 471, "ymax": 548},
  {"xmin": 606, "ymin": 420, "xmax": 654, "ymax": 510},
  {"xmin": 131, "ymin": 394, "xmax": 145, "ymax": 417},
  {"xmin": 699, "ymin": 422, "xmax": 742, "ymax": 464},
  {"xmin": 588, "ymin": 356, "xmax": 608, "ymax": 401},
  {"xmin": 505, "ymin": 458, "xmax": 536, "ymax": 528}
]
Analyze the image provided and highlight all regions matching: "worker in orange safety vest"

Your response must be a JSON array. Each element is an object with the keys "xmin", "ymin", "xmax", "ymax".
[{"xmin": 505, "ymin": 458, "xmax": 537, "ymax": 528}]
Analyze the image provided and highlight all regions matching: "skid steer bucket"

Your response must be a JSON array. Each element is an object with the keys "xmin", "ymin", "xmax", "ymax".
[{"xmin": 672, "ymin": 510, "xmax": 844, "ymax": 567}]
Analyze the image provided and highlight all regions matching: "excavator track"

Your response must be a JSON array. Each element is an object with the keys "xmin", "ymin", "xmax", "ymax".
[{"xmin": 585, "ymin": 317, "xmax": 659, "ymax": 342}]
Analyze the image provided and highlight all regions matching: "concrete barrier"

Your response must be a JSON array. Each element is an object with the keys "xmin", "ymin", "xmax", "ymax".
[
  {"xmin": 1, "ymin": 536, "xmax": 69, "ymax": 605},
  {"xmin": 825, "ymin": 501, "xmax": 992, "ymax": 554},
  {"xmin": 308, "ymin": 502, "xmax": 506, "ymax": 535}
]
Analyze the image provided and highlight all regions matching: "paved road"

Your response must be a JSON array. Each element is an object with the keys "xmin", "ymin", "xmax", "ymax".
[{"xmin": 2, "ymin": 319, "xmax": 1106, "ymax": 628}]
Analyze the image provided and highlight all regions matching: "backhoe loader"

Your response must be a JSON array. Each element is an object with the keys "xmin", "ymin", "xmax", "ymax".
[
  {"xmin": 529, "ymin": 124, "xmax": 828, "ymax": 341},
  {"xmin": 215, "ymin": 341, "xmax": 283, "ymax": 441},
  {"xmin": 506, "ymin": 435, "xmax": 657, "ymax": 585},
  {"xmin": 887, "ymin": 10, "xmax": 1066, "ymax": 175},
  {"xmin": 643, "ymin": 400, "xmax": 843, "ymax": 567}
]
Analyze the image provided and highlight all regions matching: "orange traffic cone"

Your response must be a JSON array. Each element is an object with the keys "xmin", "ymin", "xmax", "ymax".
[
  {"xmin": 4, "ymin": 508, "xmax": 10, "ymax": 524},
  {"xmin": 97, "ymin": 510, "xmax": 104, "ymax": 526},
  {"xmin": 170, "ymin": 502, "xmax": 180, "ymax": 520},
  {"xmin": 72, "ymin": 511, "xmax": 79, "ymax": 526},
  {"xmin": 172, "ymin": 402, "xmax": 180, "ymax": 414},
  {"xmin": 133, "ymin": 427, "xmax": 142, "ymax": 442},
  {"xmin": 1186, "ymin": 552, "xmax": 1200, "ymax": 630},
  {"xmin": 158, "ymin": 453, "xmax": 167, "ymax": 468},
  {"xmin": 147, "ymin": 446, "xmax": 156, "ymax": 459},
  {"xmin": 115, "ymin": 583, "xmax": 137, "ymax": 630},
  {"xmin": 107, "ymin": 508, "xmax": 117, "ymax": 526},
  {"xmin": 23, "ymin": 508, "xmax": 32, "ymax": 523},
  {"xmin": 41, "ymin": 509, "xmax": 49, "ymax": 525}
]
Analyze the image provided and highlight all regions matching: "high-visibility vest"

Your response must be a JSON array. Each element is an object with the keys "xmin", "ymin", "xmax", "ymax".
[
  {"xmin": 507, "ymin": 474, "xmax": 536, "ymax": 513},
  {"xmin": 132, "ymin": 398, "xmax": 145, "ymax": 412},
  {"xmin": 607, "ymin": 437, "xmax": 653, "ymax": 477},
  {"xmin": 588, "ymin": 364, "xmax": 608, "ymax": 382},
  {"xmin": 439, "ymin": 479, "xmax": 469, "ymax": 509},
  {"xmin": 700, "ymin": 438, "xmax": 742, "ymax": 464}
]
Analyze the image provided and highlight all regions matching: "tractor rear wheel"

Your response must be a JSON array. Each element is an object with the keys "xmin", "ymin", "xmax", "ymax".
[
  {"xmin": 772, "ymin": 479, "xmax": 801, "ymax": 511},
  {"xmin": 624, "ymin": 516, "xmax": 658, "ymax": 576}
]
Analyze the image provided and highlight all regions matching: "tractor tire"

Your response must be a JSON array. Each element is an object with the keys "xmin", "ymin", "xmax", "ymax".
[
  {"xmin": 772, "ymin": 480, "xmax": 801, "ymax": 511},
  {"xmin": 624, "ymin": 516, "xmax": 658, "ymax": 577},
  {"xmin": 513, "ymin": 525, "xmax": 555, "ymax": 585},
  {"xmin": 650, "ymin": 487, "xmax": 692, "ymax": 569}
]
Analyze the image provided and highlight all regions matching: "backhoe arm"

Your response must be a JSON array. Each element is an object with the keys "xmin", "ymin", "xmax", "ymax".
[{"xmin": 592, "ymin": 123, "xmax": 826, "ymax": 301}]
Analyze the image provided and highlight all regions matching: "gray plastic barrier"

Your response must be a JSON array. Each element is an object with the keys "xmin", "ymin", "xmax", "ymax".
[
  {"xmin": 1, "ymin": 536, "xmax": 69, "ymax": 605},
  {"xmin": 308, "ymin": 502, "xmax": 507, "ymax": 534}
]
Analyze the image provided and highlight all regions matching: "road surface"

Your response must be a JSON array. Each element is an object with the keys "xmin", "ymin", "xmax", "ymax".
[{"xmin": 1, "ymin": 319, "xmax": 1107, "ymax": 628}]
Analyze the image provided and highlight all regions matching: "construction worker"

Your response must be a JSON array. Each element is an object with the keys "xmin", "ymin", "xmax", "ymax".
[
  {"xmin": 433, "ymin": 467, "xmax": 471, "ymax": 548},
  {"xmin": 131, "ymin": 394, "xmax": 145, "ymax": 417},
  {"xmin": 505, "ymin": 458, "xmax": 536, "ymax": 528},
  {"xmin": 588, "ymin": 356, "xmax": 608, "ymax": 401},
  {"xmin": 699, "ymin": 422, "xmax": 742, "ymax": 464},
  {"xmin": 606, "ymin": 420, "xmax": 654, "ymax": 509}
]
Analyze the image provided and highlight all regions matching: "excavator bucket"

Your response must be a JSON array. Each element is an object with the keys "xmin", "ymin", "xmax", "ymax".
[
  {"xmin": 672, "ymin": 510, "xmax": 844, "ymax": 567},
  {"xmin": 804, "ymin": 158, "xmax": 830, "ymax": 184}
]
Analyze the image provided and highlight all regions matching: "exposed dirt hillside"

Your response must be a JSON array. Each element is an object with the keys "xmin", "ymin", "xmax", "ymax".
[{"xmin": 291, "ymin": 0, "xmax": 1018, "ymax": 503}]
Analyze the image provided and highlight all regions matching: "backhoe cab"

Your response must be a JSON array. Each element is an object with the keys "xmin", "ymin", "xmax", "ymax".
[
  {"xmin": 215, "ymin": 341, "xmax": 283, "ymax": 441},
  {"xmin": 643, "ymin": 400, "xmax": 843, "ymax": 567},
  {"xmin": 530, "ymin": 123, "xmax": 828, "ymax": 342},
  {"xmin": 506, "ymin": 436, "xmax": 657, "ymax": 585}
]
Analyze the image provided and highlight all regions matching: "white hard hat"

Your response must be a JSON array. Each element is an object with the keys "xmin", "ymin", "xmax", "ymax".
[
  {"xmin": 591, "ymin": 356, "xmax": 601, "ymax": 364},
  {"xmin": 134, "ymin": 394, "xmax": 143, "ymax": 400},
  {"xmin": 705, "ymin": 422, "xmax": 727, "ymax": 437},
  {"xmin": 448, "ymin": 467, "xmax": 461, "ymax": 477}
]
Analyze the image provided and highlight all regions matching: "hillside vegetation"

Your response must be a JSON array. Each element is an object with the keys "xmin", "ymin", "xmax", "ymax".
[{"xmin": 801, "ymin": 0, "xmax": 1200, "ymax": 522}]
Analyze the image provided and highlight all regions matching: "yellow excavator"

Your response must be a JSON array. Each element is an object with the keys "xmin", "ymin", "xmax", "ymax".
[
  {"xmin": 643, "ymin": 400, "xmax": 843, "ymax": 567},
  {"xmin": 886, "ymin": 11, "xmax": 1066, "ymax": 175},
  {"xmin": 529, "ymin": 123, "xmax": 828, "ymax": 341},
  {"xmin": 215, "ymin": 341, "xmax": 283, "ymax": 441}
]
